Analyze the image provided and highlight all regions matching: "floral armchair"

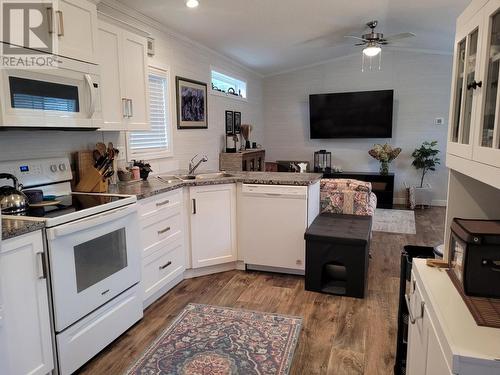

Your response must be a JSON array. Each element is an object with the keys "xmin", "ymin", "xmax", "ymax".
[{"xmin": 320, "ymin": 179, "xmax": 377, "ymax": 216}]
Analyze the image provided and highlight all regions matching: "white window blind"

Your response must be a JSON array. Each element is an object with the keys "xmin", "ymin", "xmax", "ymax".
[{"xmin": 129, "ymin": 68, "xmax": 170, "ymax": 157}]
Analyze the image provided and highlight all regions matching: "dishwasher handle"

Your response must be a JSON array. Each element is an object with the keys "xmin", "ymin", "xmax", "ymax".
[{"xmin": 241, "ymin": 184, "xmax": 307, "ymax": 197}]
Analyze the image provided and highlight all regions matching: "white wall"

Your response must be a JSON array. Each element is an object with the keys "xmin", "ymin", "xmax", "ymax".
[
  {"xmin": 0, "ymin": 0, "xmax": 264, "ymax": 175},
  {"xmin": 263, "ymin": 51, "xmax": 453, "ymax": 205}
]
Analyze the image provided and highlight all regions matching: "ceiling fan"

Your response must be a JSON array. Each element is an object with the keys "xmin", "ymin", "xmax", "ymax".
[{"xmin": 345, "ymin": 20, "xmax": 416, "ymax": 57}]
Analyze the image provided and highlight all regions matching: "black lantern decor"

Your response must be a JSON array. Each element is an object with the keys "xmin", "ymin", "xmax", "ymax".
[{"xmin": 314, "ymin": 150, "xmax": 331, "ymax": 173}]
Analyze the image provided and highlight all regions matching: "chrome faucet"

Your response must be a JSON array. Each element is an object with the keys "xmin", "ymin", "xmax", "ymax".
[{"xmin": 188, "ymin": 154, "xmax": 208, "ymax": 175}]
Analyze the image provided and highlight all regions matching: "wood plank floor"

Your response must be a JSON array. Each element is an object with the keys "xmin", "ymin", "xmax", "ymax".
[{"xmin": 77, "ymin": 207, "xmax": 446, "ymax": 375}]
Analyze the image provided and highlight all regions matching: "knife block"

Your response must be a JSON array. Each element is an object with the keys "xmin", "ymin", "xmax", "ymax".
[{"xmin": 74, "ymin": 167, "xmax": 108, "ymax": 193}]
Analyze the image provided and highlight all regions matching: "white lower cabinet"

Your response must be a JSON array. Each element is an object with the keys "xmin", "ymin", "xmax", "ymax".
[
  {"xmin": 138, "ymin": 190, "xmax": 185, "ymax": 308},
  {"xmin": 189, "ymin": 184, "xmax": 237, "ymax": 269},
  {"xmin": 0, "ymin": 231, "xmax": 54, "ymax": 375},
  {"xmin": 407, "ymin": 260, "xmax": 500, "ymax": 375}
]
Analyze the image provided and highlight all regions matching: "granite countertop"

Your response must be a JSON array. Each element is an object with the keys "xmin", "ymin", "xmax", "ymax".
[
  {"xmin": 111, "ymin": 171, "xmax": 322, "ymax": 200},
  {"xmin": 1, "ymin": 172, "xmax": 321, "ymax": 239},
  {"xmin": 2, "ymin": 218, "xmax": 45, "ymax": 241}
]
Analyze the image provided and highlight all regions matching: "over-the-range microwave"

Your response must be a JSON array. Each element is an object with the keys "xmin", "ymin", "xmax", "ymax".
[{"xmin": 0, "ymin": 57, "xmax": 102, "ymax": 129}]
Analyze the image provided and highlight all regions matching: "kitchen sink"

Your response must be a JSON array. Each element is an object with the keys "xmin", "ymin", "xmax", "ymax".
[
  {"xmin": 194, "ymin": 172, "xmax": 234, "ymax": 179},
  {"xmin": 156, "ymin": 175, "xmax": 183, "ymax": 183},
  {"xmin": 158, "ymin": 172, "xmax": 235, "ymax": 182}
]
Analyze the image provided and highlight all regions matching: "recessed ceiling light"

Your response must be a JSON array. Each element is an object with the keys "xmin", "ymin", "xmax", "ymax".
[{"xmin": 186, "ymin": 0, "xmax": 199, "ymax": 8}]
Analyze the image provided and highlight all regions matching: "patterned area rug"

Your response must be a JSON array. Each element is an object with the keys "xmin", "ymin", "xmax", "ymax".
[
  {"xmin": 372, "ymin": 208, "xmax": 417, "ymax": 234},
  {"xmin": 126, "ymin": 304, "xmax": 302, "ymax": 375}
]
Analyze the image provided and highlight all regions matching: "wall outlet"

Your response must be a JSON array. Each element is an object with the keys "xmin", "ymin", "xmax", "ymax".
[{"xmin": 435, "ymin": 117, "xmax": 445, "ymax": 126}]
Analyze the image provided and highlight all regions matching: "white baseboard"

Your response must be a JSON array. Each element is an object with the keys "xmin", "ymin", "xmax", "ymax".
[
  {"xmin": 393, "ymin": 197, "xmax": 447, "ymax": 207},
  {"xmin": 245, "ymin": 264, "xmax": 305, "ymax": 276}
]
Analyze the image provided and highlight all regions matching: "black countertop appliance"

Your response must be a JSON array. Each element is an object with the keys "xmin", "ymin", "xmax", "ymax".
[{"xmin": 450, "ymin": 218, "xmax": 500, "ymax": 298}]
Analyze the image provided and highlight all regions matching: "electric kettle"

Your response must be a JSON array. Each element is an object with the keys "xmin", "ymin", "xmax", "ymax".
[{"xmin": 0, "ymin": 173, "xmax": 29, "ymax": 214}]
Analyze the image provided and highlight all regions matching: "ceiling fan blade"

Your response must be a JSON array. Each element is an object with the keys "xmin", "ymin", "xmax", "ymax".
[
  {"xmin": 382, "ymin": 32, "xmax": 416, "ymax": 42},
  {"xmin": 355, "ymin": 42, "xmax": 367, "ymax": 46},
  {"xmin": 344, "ymin": 35, "xmax": 368, "ymax": 42}
]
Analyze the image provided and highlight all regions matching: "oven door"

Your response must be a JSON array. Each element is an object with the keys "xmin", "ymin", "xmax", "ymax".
[
  {"xmin": 0, "ymin": 58, "xmax": 101, "ymax": 128},
  {"xmin": 46, "ymin": 204, "xmax": 140, "ymax": 332}
]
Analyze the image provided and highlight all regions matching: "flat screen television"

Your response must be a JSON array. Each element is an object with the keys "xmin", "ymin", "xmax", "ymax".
[{"xmin": 309, "ymin": 89, "xmax": 394, "ymax": 139}]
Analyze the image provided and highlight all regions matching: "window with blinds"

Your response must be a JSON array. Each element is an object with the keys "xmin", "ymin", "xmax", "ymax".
[{"xmin": 128, "ymin": 68, "xmax": 171, "ymax": 158}]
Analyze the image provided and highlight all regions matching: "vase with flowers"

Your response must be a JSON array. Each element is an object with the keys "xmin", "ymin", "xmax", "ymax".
[{"xmin": 368, "ymin": 143, "xmax": 402, "ymax": 175}]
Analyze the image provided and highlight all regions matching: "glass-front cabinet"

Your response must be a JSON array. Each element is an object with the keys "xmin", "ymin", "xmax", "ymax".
[
  {"xmin": 448, "ymin": 12, "xmax": 484, "ymax": 159},
  {"xmin": 475, "ymin": 0, "xmax": 500, "ymax": 168}
]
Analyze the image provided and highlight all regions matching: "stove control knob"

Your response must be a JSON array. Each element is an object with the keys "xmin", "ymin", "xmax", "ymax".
[
  {"xmin": 50, "ymin": 164, "xmax": 58, "ymax": 173},
  {"xmin": 59, "ymin": 163, "xmax": 66, "ymax": 172}
]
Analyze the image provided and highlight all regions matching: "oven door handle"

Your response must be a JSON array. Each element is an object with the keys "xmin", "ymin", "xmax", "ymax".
[{"xmin": 47, "ymin": 205, "xmax": 137, "ymax": 239}]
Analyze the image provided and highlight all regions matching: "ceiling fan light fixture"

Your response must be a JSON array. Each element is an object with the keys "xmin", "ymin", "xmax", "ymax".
[
  {"xmin": 363, "ymin": 45, "xmax": 381, "ymax": 57},
  {"xmin": 186, "ymin": 0, "xmax": 199, "ymax": 8}
]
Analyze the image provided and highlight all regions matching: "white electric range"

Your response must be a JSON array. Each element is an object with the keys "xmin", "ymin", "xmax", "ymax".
[{"xmin": 0, "ymin": 158, "xmax": 143, "ymax": 375}]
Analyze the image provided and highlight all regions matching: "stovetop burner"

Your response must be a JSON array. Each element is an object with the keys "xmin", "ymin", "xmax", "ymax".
[{"xmin": 9, "ymin": 193, "xmax": 128, "ymax": 219}]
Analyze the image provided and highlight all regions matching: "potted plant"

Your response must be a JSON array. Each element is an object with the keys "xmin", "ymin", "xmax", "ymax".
[
  {"xmin": 408, "ymin": 141, "xmax": 441, "ymax": 208},
  {"xmin": 368, "ymin": 143, "xmax": 402, "ymax": 175}
]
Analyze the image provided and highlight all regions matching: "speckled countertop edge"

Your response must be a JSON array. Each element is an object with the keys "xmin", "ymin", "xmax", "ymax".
[
  {"xmin": 112, "ymin": 172, "xmax": 323, "ymax": 200},
  {"xmin": 2, "ymin": 218, "xmax": 45, "ymax": 241}
]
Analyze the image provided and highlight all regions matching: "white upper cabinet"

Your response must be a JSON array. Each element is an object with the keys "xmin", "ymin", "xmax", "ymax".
[
  {"xmin": 189, "ymin": 184, "xmax": 237, "ymax": 269},
  {"xmin": 97, "ymin": 21, "xmax": 125, "ymax": 130},
  {"xmin": 448, "ymin": 10, "xmax": 484, "ymax": 159},
  {"xmin": 0, "ymin": 231, "xmax": 54, "ymax": 375},
  {"xmin": 0, "ymin": 0, "xmax": 97, "ymax": 63},
  {"xmin": 448, "ymin": 0, "xmax": 500, "ymax": 176},
  {"xmin": 122, "ymin": 30, "xmax": 150, "ymax": 130},
  {"xmin": 97, "ymin": 18, "xmax": 150, "ymax": 131},
  {"xmin": 474, "ymin": 0, "xmax": 500, "ymax": 167},
  {"xmin": 56, "ymin": 0, "xmax": 98, "ymax": 64}
]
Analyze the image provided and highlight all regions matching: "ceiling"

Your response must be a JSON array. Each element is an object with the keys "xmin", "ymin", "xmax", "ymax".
[{"xmin": 117, "ymin": 0, "xmax": 472, "ymax": 76}]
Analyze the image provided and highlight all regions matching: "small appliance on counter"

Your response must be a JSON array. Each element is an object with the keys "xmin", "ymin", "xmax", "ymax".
[
  {"xmin": 313, "ymin": 150, "xmax": 332, "ymax": 173},
  {"xmin": 450, "ymin": 218, "xmax": 500, "ymax": 298},
  {"xmin": 225, "ymin": 133, "xmax": 238, "ymax": 153}
]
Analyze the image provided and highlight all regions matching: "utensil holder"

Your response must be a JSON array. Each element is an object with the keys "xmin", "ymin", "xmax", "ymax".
[{"xmin": 75, "ymin": 167, "xmax": 108, "ymax": 193}]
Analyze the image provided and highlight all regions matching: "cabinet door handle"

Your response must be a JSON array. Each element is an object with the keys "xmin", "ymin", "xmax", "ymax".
[
  {"xmin": 192, "ymin": 198, "xmax": 197, "ymax": 214},
  {"xmin": 122, "ymin": 98, "xmax": 128, "ymax": 117},
  {"xmin": 467, "ymin": 80, "xmax": 482, "ymax": 90},
  {"xmin": 128, "ymin": 99, "xmax": 133, "ymax": 118},
  {"xmin": 405, "ymin": 294, "xmax": 424, "ymax": 324},
  {"xmin": 157, "ymin": 226, "xmax": 171, "ymax": 235},
  {"xmin": 156, "ymin": 199, "xmax": 170, "ymax": 207},
  {"xmin": 47, "ymin": 7, "xmax": 54, "ymax": 34},
  {"xmin": 56, "ymin": 10, "xmax": 64, "ymax": 37},
  {"xmin": 37, "ymin": 251, "xmax": 47, "ymax": 279},
  {"xmin": 159, "ymin": 261, "xmax": 172, "ymax": 270}
]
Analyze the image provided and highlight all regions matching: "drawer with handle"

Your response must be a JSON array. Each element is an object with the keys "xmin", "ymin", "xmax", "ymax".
[
  {"xmin": 141, "ymin": 210, "xmax": 182, "ymax": 257},
  {"xmin": 138, "ymin": 190, "xmax": 182, "ymax": 219},
  {"xmin": 142, "ymin": 239, "xmax": 185, "ymax": 302}
]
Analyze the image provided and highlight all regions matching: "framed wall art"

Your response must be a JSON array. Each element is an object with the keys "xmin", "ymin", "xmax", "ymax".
[
  {"xmin": 176, "ymin": 76, "xmax": 208, "ymax": 129},
  {"xmin": 234, "ymin": 111, "xmax": 241, "ymax": 134},
  {"xmin": 225, "ymin": 110, "xmax": 234, "ymax": 134}
]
